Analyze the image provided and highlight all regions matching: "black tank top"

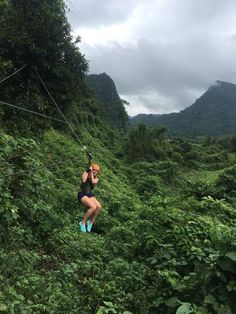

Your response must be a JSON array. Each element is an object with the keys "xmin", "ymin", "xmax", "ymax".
[{"xmin": 80, "ymin": 177, "xmax": 94, "ymax": 194}]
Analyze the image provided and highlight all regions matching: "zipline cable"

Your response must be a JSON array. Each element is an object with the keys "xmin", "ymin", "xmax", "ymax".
[
  {"xmin": 0, "ymin": 166, "xmax": 50, "ymax": 178},
  {"xmin": 0, "ymin": 100, "xmax": 67, "ymax": 124},
  {"xmin": 35, "ymin": 69, "xmax": 86, "ymax": 150},
  {"xmin": 0, "ymin": 159, "xmax": 78, "ymax": 179},
  {"xmin": 0, "ymin": 63, "xmax": 28, "ymax": 84},
  {"xmin": 0, "ymin": 64, "xmax": 92, "ymax": 155},
  {"xmin": 0, "ymin": 66, "xmax": 93, "ymax": 178}
]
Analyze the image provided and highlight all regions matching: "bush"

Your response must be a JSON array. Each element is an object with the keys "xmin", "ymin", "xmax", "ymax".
[{"xmin": 215, "ymin": 165, "xmax": 236, "ymax": 199}]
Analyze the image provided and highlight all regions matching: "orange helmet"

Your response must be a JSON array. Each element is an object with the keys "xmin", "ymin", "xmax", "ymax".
[{"xmin": 92, "ymin": 164, "xmax": 100, "ymax": 172}]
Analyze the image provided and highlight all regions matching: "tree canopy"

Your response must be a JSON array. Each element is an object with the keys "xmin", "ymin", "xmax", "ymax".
[{"xmin": 0, "ymin": 0, "xmax": 88, "ymax": 131}]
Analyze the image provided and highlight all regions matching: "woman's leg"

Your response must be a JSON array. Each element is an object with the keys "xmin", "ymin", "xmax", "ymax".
[
  {"xmin": 80, "ymin": 196, "xmax": 97, "ymax": 224},
  {"xmin": 90, "ymin": 197, "xmax": 102, "ymax": 224}
]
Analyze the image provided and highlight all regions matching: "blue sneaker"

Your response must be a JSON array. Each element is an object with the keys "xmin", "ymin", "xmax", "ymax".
[
  {"xmin": 87, "ymin": 220, "xmax": 93, "ymax": 232},
  {"xmin": 79, "ymin": 221, "xmax": 86, "ymax": 233}
]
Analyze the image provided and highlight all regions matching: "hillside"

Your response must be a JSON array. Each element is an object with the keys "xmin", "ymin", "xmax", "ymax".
[
  {"xmin": 131, "ymin": 81, "xmax": 236, "ymax": 136},
  {"xmin": 1, "ymin": 1, "xmax": 236, "ymax": 314},
  {"xmin": 1, "ymin": 125, "xmax": 236, "ymax": 313},
  {"xmin": 85, "ymin": 73, "xmax": 129, "ymax": 129}
]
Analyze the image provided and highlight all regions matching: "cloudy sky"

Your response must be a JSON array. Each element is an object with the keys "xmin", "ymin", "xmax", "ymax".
[{"xmin": 67, "ymin": 0, "xmax": 236, "ymax": 116}]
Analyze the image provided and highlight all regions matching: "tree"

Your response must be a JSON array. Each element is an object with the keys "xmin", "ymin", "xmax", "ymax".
[
  {"xmin": 0, "ymin": 0, "xmax": 88, "ymax": 131},
  {"xmin": 124, "ymin": 124, "xmax": 166, "ymax": 161}
]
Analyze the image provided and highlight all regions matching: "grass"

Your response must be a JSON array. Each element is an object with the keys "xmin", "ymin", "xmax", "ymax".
[{"xmin": 184, "ymin": 168, "xmax": 224, "ymax": 184}]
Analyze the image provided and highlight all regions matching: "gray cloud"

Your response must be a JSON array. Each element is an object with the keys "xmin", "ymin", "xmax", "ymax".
[
  {"xmin": 67, "ymin": 0, "xmax": 236, "ymax": 115},
  {"xmin": 66, "ymin": 0, "xmax": 142, "ymax": 27}
]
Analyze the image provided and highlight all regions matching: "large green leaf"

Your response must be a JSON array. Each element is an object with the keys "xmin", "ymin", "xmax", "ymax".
[
  {"xmin": 176, "ymin": 303, "xmax": 193, "ymax": 314},
  {"xmin": 0, "ymin": 304, "xmax": 7, "ymax": 312},
  {"xmin": 225, "ymin": 251, "xmax": 236, "ymax": 261}
]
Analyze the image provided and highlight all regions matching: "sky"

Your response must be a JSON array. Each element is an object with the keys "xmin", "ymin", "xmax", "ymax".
[{"xmin": 66, "ymin": 0, "xmax": 236, "ymax": 116}]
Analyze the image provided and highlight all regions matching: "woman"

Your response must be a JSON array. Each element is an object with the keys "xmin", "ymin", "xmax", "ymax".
[{"xmin": 78, "ymin": 164, "xmax": 102, "ymax": 232}]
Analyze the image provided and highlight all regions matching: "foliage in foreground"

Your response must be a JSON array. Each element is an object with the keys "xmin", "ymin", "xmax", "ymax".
[
  {"xmin": 0, "ymin": 129, "xmax": 236, "ymax": 313},
  {"xmin": 0, "ymin": 1, "xmax": 236, "ymax": 312}
]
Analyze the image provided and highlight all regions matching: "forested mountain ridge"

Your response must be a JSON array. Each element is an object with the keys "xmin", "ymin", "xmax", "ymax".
[
  {"xmin": 131, "ymin": 80, "xmax": 236, "ymax": 136},
  {"xmin": 0, "ymin": 1, "xmax": 236, "ymax": 314},
  {"xmin": 85, "ymin": 73, "xmax": 129, "ymax": 129}
]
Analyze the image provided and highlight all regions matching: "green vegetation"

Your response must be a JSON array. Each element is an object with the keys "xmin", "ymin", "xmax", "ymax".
[
  {"xmin": 0, "ymin": 1, "xmax": 236, "ymax": 313},
  {"xmin": 1, "ymin": 127, "xmax": 236, "ymax": 314}
]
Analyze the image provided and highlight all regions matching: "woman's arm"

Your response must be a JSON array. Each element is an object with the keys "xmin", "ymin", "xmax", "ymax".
[
  {"xmin": 91, "ymin": 177, "xmax": 99, "ymax": 185},
  {"xmin": 82, "ymin": 171, "xmax": 89, "ymax": 183},
  {"xmin": 90, "ymin": 171, "xmax": 99, "ymax": 185}
]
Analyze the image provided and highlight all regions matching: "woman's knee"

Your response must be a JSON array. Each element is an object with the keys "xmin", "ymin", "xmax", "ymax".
[
  {"xmin": 96, "ymin": 204, "xmax": 102, "ymax": 212},
  {"xmin": 96, "ymin": 202, "xmax": 102, "ymax": 211},
  {"xmin": 90, "ymin": 204, "xmax": 97, "ymax": 211}
]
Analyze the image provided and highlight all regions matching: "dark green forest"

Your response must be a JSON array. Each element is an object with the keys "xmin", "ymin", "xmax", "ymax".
[{"xmin": 0, "ymin": 1, "xmax": 236, "ymax": 313}]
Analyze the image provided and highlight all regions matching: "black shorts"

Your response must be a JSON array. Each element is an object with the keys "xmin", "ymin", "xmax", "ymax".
[{"xmin": 77, "ymin": 191, "xmax": 94, "ymax": 202}]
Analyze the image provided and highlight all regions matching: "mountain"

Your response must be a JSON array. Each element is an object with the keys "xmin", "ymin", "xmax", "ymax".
[
  {"xmin": 131, "ymin": 81, "xmax": 236, "ymax": 136},
  {"xmin": 85, "ymin": 73, "xmax": 128, "ymax": 129},
  {"xmin": 131, "ymin": 113, "xmax": 161, "ymax": 125},
  {"xmin": 2, "ymin": 1, "xmax": 236, "ymax": 313}
]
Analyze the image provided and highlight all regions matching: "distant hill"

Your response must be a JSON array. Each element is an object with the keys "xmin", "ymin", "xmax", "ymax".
[
  {"xmin": 85, "ymin": 73, "xmax": 128, "ymax": 129},
  {"xmin": 131, "ymin": 81, "xmax": 236, "ymax": 136},
  {"xmin": 131, "ymin": 113, "xmax": 161, "ymax": 126}
]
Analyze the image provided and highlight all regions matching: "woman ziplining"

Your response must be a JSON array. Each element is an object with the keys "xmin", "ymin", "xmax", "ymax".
[
  {"xmin": 78, "ymin": 164, "xmax": 102, "ymax": 233},
  {"xmin": 36, "ymin": 69, "xmax": 103, "ymax": 233},
  {"xmin": 1, "ymin": 65, "xmax": 103, "ymax": 233}
]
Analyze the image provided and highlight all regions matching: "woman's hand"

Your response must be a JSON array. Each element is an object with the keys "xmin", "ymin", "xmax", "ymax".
[{"xmin": 86, "ymin": 166, "xmax": 92, "ymax": 173}]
